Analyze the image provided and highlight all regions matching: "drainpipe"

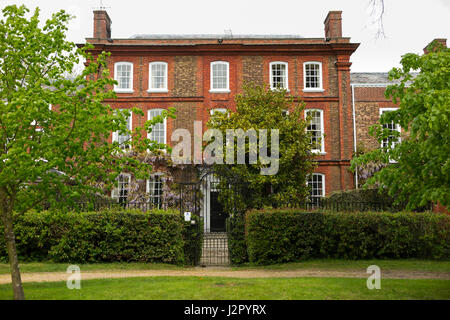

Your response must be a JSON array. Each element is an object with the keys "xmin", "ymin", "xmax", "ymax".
[{"xmin": 351, "ymin": 84, "xmax": 358, "ymax": 189}]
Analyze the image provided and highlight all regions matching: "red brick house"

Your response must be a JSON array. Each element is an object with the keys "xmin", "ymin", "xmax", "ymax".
[{"xmin": 84, "ymin": 9, "xmax": 359, "ymax": 209}]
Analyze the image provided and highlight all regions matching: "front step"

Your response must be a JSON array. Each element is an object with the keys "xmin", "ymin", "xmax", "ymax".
[{"xmin": 200, "ymin": 232, "xmax": 229, "ymax": 266}]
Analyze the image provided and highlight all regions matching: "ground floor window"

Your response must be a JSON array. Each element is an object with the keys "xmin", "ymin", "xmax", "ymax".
[
  {"xmin": 147, "ymin": 173, "xmax": 164, "ymax": 208},
  {"xmin": 112, "ymin": 173, "xmax": 130, "ymax": 204},
  {"xmin": 308, "ymin": 173, "xmax": 325, "ymax": 205}
]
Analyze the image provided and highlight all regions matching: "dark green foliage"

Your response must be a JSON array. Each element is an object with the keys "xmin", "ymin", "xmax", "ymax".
[
  {"xmin": 182, "ymin": 216, "xmax": 203, "ymax": 266},
  {"xmin": 0, "ymin": 209, "xmax": 202, "ymax": 265},
  {"xmin": 246, "ymin": 209, "xmax": 450, "ymax": 265},
  {"xmin": 226, "ymin": 215, "xmax": 248, "ymax": 265}
]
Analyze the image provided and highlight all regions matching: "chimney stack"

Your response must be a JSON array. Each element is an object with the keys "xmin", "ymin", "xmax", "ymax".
[
  {"xmin": 423, "ymin": 38, "xmax": 447, "ymax": 54},
  {"xmin": 93, "ymin": 10, "xmax": 112, "ymax": 39},
  {"xmin": 324, "ymin": 11, "xmax": 342, "ymax": 40}
]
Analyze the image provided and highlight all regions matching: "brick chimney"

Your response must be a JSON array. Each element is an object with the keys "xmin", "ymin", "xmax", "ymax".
[
  {"xmin": 93, "ymin": 10, "xmax": 112, "ymax": 39},
  {"xmin": 324, "ymin": 11, "xmax": 342, "ymax": 40},
  {"xmin": 423, "ymin": 38, "xmax": 447, "ymax": 54}
]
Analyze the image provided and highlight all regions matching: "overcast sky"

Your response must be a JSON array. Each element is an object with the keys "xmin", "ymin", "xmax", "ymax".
[{"xmin": 2, "ymin": 0, "xmax": 449, "ymax": 72}]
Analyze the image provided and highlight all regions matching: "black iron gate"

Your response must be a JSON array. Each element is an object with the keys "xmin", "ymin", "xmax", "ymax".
[{"xmin": 179, "ymin": 167, "xmax": 245, "ymax": 265}]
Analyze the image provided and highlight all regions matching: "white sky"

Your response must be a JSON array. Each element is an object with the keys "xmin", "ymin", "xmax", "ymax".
[{"xmin": 2, "ymin": 0, "xmax": 449, "ymax": 72}]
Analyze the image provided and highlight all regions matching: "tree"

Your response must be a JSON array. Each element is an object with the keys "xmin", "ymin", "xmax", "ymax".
[
  {"xmin": 351, "ymin": 40, "xmax": 450, "ymax": 210},
  {"xmin": 0, "ymin": 5, "xmax": 172, "ymax": 299},
  {"xmin": 207, "ymin": 84, "xmax": 316, "ymax": 208}
]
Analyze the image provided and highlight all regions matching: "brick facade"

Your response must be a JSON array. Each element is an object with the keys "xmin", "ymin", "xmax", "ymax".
[{"xmin": 83, "ymin": 10, "xmax": 360, "ymax": 196}]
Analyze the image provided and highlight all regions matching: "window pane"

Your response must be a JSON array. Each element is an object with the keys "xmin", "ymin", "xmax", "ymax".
[
  {"xmin": 271, "ymin": 63, "xmax": 287, "ymax": 89},
  {"xmin": 308, "ymin": 174, "xmax": 324, "ymax": 206},
  {"xmin": 149, "ymin": 109, "xmax": 165, "ymax": 144},
  {"xmin": 305, "ymin": 63, "xmax": 321, "ymax": 88},
  {"xmin": 117, "ymin": 64, "xmax": 132, "ymax": 89},
  {"xmin": 306, "ymin": 110, "xmax": 323, "ymax": 152},
  {"xmin": 212, "ymin": 63, "xmax": 228, "ymax": 90},
  {"xmin": 151, "ymin": 63, "xmax": 167, "ymax": 89}
]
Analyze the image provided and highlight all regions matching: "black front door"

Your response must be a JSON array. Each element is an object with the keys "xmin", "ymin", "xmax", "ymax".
[{"xmin": 210, "ymin": 191, "xmax": 228, "ymax": 232}]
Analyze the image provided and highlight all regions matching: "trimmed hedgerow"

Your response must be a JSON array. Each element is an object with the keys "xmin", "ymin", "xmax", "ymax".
[
  {"xmin": 0, "ymin": 208, "xmax": 201, "ymax": 265},
  {"xmin": 183, "ymin": 215, "xmax": 203, "ymax": 266},
  {"xmin": 226, "ymin": 215, "xmax": 248, "ymax": 265},
  {"xmin": 246, "ymin": 209, "xmax": 450, "ymax": 265}
]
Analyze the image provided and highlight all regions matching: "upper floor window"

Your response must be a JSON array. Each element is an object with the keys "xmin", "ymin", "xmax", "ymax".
[
  {"xmin": 148, "ymin": 109, "xmax": 167, "ymax": 145},
  {"xmin": 112, "ymin": 109, "xmax": 132, "ymax": 150},
  {"xmin": 210, "ymin": 61, "xmax": 229, "ymax": 92},
  {"xmin": 147, "ymin": 173, "xmax": 164, "ymax": 209},
  {"xmin": 148, "ymin": 62, "xmax": 168, "ymax": 92},
  {"xmin": 270, "ymin": 62, "xmax": 288, "ymax": 90},
  {"xmin": 380, "ymin": 108, "xmax": 401, "ymax": 150},
  {"xmin": 303, "ymin": 62, "xmax": 323, "ymax": 91},
  {"xmin": 305, "ymin": 109, "xmax": 325, "ymax": 154},
  {"xmin": 308, "ymin": 173, "xmax": 325, "ymax": 206},
  {"xmin": 114, "ymin": 62, "xmax": 133, "ymax": 92}
]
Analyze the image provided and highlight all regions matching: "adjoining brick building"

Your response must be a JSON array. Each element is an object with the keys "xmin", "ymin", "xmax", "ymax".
[{"xmin": 84, "ymin": 10, "xmax": 359, "ymax": 207}]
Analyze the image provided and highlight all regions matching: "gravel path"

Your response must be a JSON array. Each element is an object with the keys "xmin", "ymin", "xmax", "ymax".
[{"xmin": 1, "ymin": 268, "xmax": 449, "ymax": 284}]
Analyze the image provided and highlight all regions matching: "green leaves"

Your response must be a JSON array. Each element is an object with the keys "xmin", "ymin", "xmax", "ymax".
[
  {"xmin": 352, "ymin": 42, "xmax": 450, "ymax": 209},
  {"xmin": 207, "ymin": 83, "xmax": 316, "ymax": 207},
  {"xmin": 0, "ymin": 5, "xmax": 173, "ymax": 213}
]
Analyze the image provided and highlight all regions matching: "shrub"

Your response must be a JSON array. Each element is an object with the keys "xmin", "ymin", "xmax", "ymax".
[
  {"xmin": 246, "ymin": 209, "xmax": 450, "ymax": 264},
  {"xmin": 183, "ymin": 215, "xmax": 203, "ymax": 266},
  {"xmin": 226, "ymin": 215, "xmax": 248, "ymax": 265},
  {"xmin": 0, "ymin": 208, "xmax": 202, "ymax": 265}
]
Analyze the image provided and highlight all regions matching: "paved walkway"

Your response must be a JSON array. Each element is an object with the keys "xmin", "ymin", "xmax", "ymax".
[{"xmin": 1, "ymin": 268, "xmax": 449, "ymax": 284}]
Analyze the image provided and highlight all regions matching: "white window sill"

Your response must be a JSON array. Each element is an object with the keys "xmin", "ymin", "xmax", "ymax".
[
  {"xmin": 209, "ymin": 89, "xmax": 230, "ymax": 93},
  {"xmin": 303, "ymin": 88, "xmax": 324, "ymax": 93},
  {"xmin": 147, "ymin": 89, "xmax": 168, "ymax": 93},
  {"xmin": 270, "ymin": 88, "xmax": 290, "ymax": 92},
  {"xmin": 114, "ymin": 89, "xmax": 134, "ymax": 94},
  {"xmin": 312, "ymin": 151, "xmax": 326, "ymax": 155}
]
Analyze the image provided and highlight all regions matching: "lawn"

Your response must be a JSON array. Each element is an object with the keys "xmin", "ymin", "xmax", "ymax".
[
  {"xmin": 0, "ymin": 276, "xmax": 449, "ymax": 300},
  {"xmin": 1, "ymin": 259, "xmax": 449, "ymax": 274}
]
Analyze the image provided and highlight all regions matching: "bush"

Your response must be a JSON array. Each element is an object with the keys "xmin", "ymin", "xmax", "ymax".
[
  {"xmin": 246, "ymin": 209, "xmax": 450, "ymax": 265},
  {"xmin": 183, "ymin": 216, "xmax": 203, "ymax": 266},
  {"xmin": 0, "ymin": 208, "xmax": 202, "ymax": 265},
  {"xmin": 226, "ymin": 215, "xmax": 248, "ymax": 265}
]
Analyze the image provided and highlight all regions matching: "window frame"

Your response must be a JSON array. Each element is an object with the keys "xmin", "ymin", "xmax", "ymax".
[
  {"xmin": 114, "ymin": 62, "xmax": 134, "ymax": 93},
  {"xmin": 303, "ymin": 61, "xmax": 324, "ymax": 92},
  {"xmin": 146, "ymin": 172, "xmax": 164, "ymax": 208},
  {"xmin": 148, "ymin": 62, "xmax": 168, "ymax": 92},
  {"xmin": 112, "ymin": 109, "xmax": 132, "ymax": 151},
  {"xmin": 305, "ymin": 108, "xmax": 325, "ymax": 154},
  {"xmin": 308, "ymin": 173, "xmax": 325, "ymax": 205},
  {"xmin": 379, "ymin": 107, "xmax": 401, "ymax": 150},
  {"xmin": 112, "ymin": 173, "xmax": 131, "ymax": 203},
  {"xmin": 269, "ymin": 61, "xmax": 289, "ymax": 91},
  {"xmin": 210, "ymin": 108, "xmax": 227, "ymax": 115},
  {"xmin": 147, "ymin": 108, "xmax": 167, "ymax": 146},
  {"xmin": 210, "ymin": 61, "xmax": 230, "ymax": 93}
]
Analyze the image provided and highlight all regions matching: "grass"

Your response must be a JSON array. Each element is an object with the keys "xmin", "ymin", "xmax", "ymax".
[
  {"xmin": 1, "ymin": 259, "xmax": 449, "ymax": 274},
  {"xmin": 0, "ymin": 262, "xmax": 184, "ymax": 274},
  {"xmin": 232, "ymin": 259, "xmax": 450, "ymax": 273},
  {"xmin": 0, "ymin": 276, "xmax": 449, "ymax": 300}
]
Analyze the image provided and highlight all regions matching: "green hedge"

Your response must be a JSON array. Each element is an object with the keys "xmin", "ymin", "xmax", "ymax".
[
  {"xmin": 226, "ymin": 215, "xmax": 248, "ymax": 265},
  {"xmin": 0, "ymin": 209, "xmax": 202, "ymax": 265},
  {"xmin": 246, "ymin": 210, "xmax": 450, "ymax": 264}
]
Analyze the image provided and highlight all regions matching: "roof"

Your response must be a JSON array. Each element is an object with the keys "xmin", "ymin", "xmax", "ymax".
[
  {"xmin": 130, "ymin": 34, "xmax": 304, "ymax": 40},
  {"xmin": 351, "ymin": 72, "xmax": 392, "ymax": 84},
  {"xmin": 351, "ymin": 72, "xmax": 417, "ymax": 86}
]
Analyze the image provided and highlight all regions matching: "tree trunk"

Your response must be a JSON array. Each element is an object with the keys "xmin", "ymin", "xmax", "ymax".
[{"xmin": 0, "ymin": 191, "xmax": 25, "ymax": 300}]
